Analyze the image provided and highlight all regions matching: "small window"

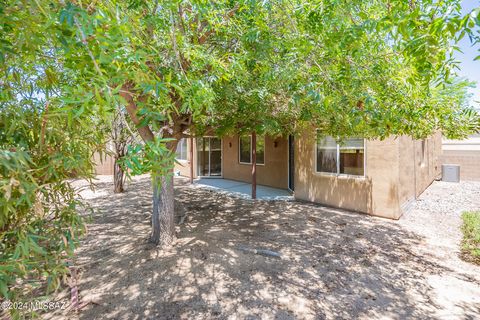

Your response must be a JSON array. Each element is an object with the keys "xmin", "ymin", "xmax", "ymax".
[
  {"xmin": 339, "ymin": 138, "xmax": 364, "ymax": 175},
  {"xmin": 316, "ymin": 136, "xmax": 338, "ymax": 173},
  {"xmin": 239, "ymin": 136, "xmax": 265, "ymax": 165},
  {"xmin": 239, "ymin": 136, "xmax": 251, "ymax": 163},
  {"xmin": 316, "ymin": 135, "xmax": 364, "ymax": 176},
  {"xmin": 176, "ymin": 138, "xmax": 188, "ymax": 161},
  {"xmin": 256, "ymin": 137, "xmax": 265, "ymax": 165}
]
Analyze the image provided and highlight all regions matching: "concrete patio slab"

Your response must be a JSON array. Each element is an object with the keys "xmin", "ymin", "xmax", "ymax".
[{"xmin": 192, "ymin": 178, "xmax": 293, "ymax": 201}]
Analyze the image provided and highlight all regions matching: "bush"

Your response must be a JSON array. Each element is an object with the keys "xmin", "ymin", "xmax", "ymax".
[
  {"xmin": 461, "ymin": 211, "xmax": 480, "ymax": 264},
  {"xmin": 0, "ymin": 103, "xmax": 104, "ymax": 318}
]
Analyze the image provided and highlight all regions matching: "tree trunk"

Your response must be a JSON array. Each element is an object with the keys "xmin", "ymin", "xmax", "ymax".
[
  {"xmin": 150, "ymin": 171, "xmax": 175, "ymax": 245},
  {"xmin": 120, "ymin": 84, "xmax": 178, "ymax": 246},
  {"xmin": 190, "ymin": 136, "xmax": 194, "ymax": 184},
  {"xmin": 252, "ymin": 132, "xmax": 257, "ymax": 199},
  {"xmin": 113, "ymin": 158, "xmax": 124, "ymax": 193}
]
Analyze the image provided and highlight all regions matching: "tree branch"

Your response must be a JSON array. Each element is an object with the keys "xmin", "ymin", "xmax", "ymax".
[
  {"xmin": 74, "ymin": 16, "xmax": 102, "ymax": 76},
  {"xmin": 197, "ymin": 4, "xmax": 239, "ymax": 44},
  {"xmin": 119, "ymin": 82, "xmax": 155, "ymax": 142}
]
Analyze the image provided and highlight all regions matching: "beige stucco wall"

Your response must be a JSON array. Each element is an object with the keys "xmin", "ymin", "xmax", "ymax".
[
  {"xmin": 366, "ymin": 138, "xmax": 402, "ymax": 219},
  {"xmin": 222, "ymin": 135, "xmax": 289, "ymax": 189},
  {"xmin": 170, "ymin": 131, "xmax": 441, "ymax": 220},
  {"xmin": 414, "ymin": 133, "xmax": 441, "ymax": 196},
  {"xmin": 441, "ymin": 150, "xmax": 480, "ymax": 181},
  {"xmin": 294, "ymin": 131, "xmax": 441, "ymax": 220},
  {"xmin": 173, "ymin": 135, "xmax": 288, "ymax": 189},
  {"xmin": 397, "ymin": 136, "xmax": 416, "ymax": 209},
  {"xmin": 174, "ymin": 138, "xmax": 196, "ymax": 179},
  {"xmin": 93, "ymin": 152, "xmax": 114, "ymax": 175},
  {"xmin": 175, "ymin": 159, "xmax": 193, "ymax": 177},
  {"xmin": 396, "ymin": 133, "xmax": 441, "ymax": 211},
  {"xmin": 294, "ymin": 130, "xmax": 372, "ymax": 213}
]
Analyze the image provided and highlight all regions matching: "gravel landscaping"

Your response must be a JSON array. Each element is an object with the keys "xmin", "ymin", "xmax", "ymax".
[
  {"xmin": 400, "ymin": 180, "xmax": 480, "ymax": 266},
  {"xmin": 45, "ymin": 176, "xmax": 480, "ymax": 319},
  {"xmin": 398, "ymin": 180, "xmax": 480, "ymax": 319}
]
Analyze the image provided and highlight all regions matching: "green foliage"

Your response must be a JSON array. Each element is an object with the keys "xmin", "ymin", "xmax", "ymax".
[
  {"xmin": 120, "ymin": 137, "xmax": 176, "ymax": 179},
  {"xmin": 1, "ymin": 0, "xmax": 480, "ymax": 313},
  {"xmin": 0, "ymin": 0, "xmax": 108, "ymax": 314},
  {"xmin": 42, "ymin": 0, "xmax": 480, "ymax": 140},
  {"xmin": 0, "ymin": 102, "xmax": 102, "ymax": 315},
  {"xmin": 461, "ymin": 211, "xmax": 480, "ymax": 264}
]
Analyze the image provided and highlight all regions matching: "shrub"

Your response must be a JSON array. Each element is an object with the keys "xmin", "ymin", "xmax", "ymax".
[
  {"xmin": 0, "ymin": 103, "xmax": 103, "ymax": 318},
  {"xmin": 461, "ymin": 211, "xmax": 480, "ymax": 264}
]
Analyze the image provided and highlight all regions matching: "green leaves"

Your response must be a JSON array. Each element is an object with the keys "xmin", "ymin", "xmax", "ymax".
[
  {"xmin": 0, "ymin": 1, "xmax": 103, "ymax": 310},
  {"xmin": 1, "ymin": 1, "xmax": 479, "ymax": 314},
  {"xmin": 120, "ymin": 137, "xmax": 176, "ymax": 179},
  {"xmin": 0, "ymin": 145, "xmax": 88, "ymax": 310}
]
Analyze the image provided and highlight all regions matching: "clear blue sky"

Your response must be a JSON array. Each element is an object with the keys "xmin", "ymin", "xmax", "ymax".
[{"xmin": 456, "ymin": 0, "xmax": 480, "ymax": 108}]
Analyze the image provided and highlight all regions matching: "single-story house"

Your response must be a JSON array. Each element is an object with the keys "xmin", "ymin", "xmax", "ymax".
[{"xmin": 174, "ymin": 132, "xmax": 442, "ymax": 219}]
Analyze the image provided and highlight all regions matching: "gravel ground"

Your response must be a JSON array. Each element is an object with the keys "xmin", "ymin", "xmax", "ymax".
[
  {"xmin": 400, "ymin": 180, "xmax": 480, "ymax": 264},
  {"xmin": 44, "ymin": 176, "xmax": 480, "ymax": 320},
  {"xmin": 398, "ymin": 180, "xmax": 480, "ymax": 319}
]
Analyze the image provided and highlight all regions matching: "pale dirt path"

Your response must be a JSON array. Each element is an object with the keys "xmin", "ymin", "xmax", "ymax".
[
  {"xmin": 45, "ymin": 176, "xmax": 480, "ymax": 320},
  {"xmin": 398, "ymin": 180, "xmax": 480, "ymax": 319}
]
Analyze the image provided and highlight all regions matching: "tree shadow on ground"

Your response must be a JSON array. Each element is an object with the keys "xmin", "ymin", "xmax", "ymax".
[{"xmin": 46, "ymin": 177, "xmax": 480, "ymax": 320}]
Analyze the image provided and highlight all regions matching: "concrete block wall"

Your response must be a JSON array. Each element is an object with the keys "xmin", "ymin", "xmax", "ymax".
[
  {"xmin": 441, "ymin": 150, "xmax": 480, "ymax": 181},
  {"xmin": 441, "ymin": 134, "xmax": 480, "ymax": 181}
]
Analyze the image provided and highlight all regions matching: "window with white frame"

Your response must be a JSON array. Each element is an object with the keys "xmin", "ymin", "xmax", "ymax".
[
  {"xmin": 176, "ymin": 138, "xmax": 188, "ymax": 161},
  {"xmin": 239, "ymin": 136, "xmax": 265, "ymax": 165},
  {"xmin": 316, "ymin": 136, "xmax": 364, "ymax": 176}
]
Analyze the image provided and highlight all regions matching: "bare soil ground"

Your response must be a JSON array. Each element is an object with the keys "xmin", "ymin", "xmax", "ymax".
[{"xmin": 45, "ymin": 176, "xmax": 480, "ymax": 320}]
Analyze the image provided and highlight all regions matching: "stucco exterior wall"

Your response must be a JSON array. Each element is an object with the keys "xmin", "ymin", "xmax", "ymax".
[
  {"xmin": 413, "ymin": 133, "xmax": 442, "ymax": 196},
  {"xmin": 293, "ymin": 132, "xmax": 441, "ymax": 220},
  {"xmin": 397, "ymin": 136, "xmax": 416, "ymax": 209},
  {"xmin": 365, "ymin": 138, "xmax": 402, "ymax": 219},
  {"xmin": 174, "ymin": 138, "xmax": 196, "ymax": 179},
  {"xmin": 294, "ymin": 130, "xmax": 373, "ymax": 215},
  {"xmin": 441, "ymin": 150, "xmax": 480, "ymax": 181},
  {"xmin": 441, "ymin": 134, "xmax": 480, "ymax": 181},
  {"xmin": 169, "ymin": 131, "xmax": 441, "ymax": 220},
  {"xmin": 397, "ymin": 133, "xmax": 441, "ymax": 210},
  {"xmin": 175, "ymin": 159, "xmax": 193, "ymax": 177},
  {"xmin": 222, "ymin": 135, "xmax": 289, "ymax": 189},
  {"xmin": 93, "ymin": 152, "xmax": 114, "ymax": 175}
]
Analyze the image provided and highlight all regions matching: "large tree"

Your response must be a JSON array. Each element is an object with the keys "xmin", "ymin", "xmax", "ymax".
[
  {"xmin": 68, "ymin": 0, "xmax": 480, "ymax": 246},
  {"xmin": 2, "ymin": 0, "xmax": 480, "ymax": 251}
]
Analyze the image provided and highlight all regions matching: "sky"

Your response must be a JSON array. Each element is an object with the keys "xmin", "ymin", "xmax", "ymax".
[{"xmin": 456, "ymin": 0, "xmax": 480, "ymax": 108}]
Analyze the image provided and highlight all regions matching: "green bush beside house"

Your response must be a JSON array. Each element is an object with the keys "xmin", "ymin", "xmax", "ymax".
[{"xmin": 461, "ymin": 211, "xmax": 480, "ymax": 264}]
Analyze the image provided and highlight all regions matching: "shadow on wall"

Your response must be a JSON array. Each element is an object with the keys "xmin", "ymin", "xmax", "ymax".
[
  {"xmin": 295, "ymin": 131, "xmax": 374, "ymax": 216},
  {"xmin": 43, "ymin": 177, "xmax": 479, "ymax": 319},
  {"xmin": 294, "ymin": 132, "xmax": 420, "ymax": 220},
  {"xmin": 222, "ymin": 135, "xmax": 289, "ymax": 189}
]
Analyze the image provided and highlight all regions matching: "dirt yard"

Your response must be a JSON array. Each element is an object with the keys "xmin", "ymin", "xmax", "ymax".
[{"xmin": 45, "ymin": 176, "xmax": 480, "ymax": 320}]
